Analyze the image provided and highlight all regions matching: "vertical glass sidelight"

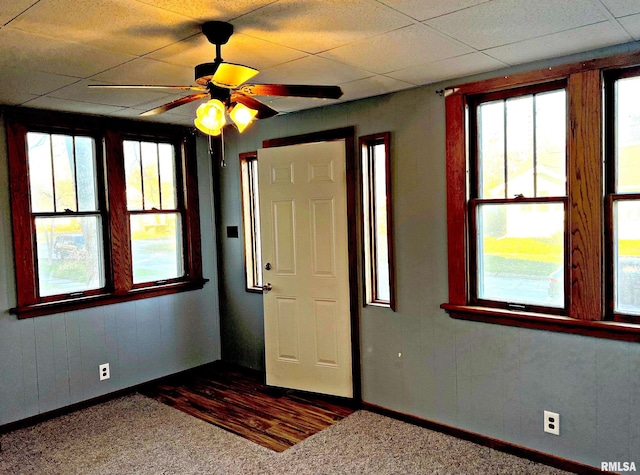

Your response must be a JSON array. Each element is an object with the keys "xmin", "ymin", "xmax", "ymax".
[
  {"xmin": 240, "ymin": 152, "xmax": 263, "ymax": 292},
  {"xmin": 124, "ymin": 140, "xmax": 184, "ymax": 284},
  {"xmin": 360, "ymin": 132, "xmax": 394, "ymax": 309},
  {"xmin": 26, "ymin": 132, "xmax": 105, "ymax": 297},
  {"xmin": 472, "ymin": 86, "xmax": 567, "ymax": 310},
  {"xmin": 610, "ymin": 74, "xmax": 640, "ymax": 315}
]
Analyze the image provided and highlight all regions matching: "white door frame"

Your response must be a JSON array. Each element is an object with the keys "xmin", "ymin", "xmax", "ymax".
[{"xmin": 261, "ymin": 127, "xmax": 361, "ymax": 401}]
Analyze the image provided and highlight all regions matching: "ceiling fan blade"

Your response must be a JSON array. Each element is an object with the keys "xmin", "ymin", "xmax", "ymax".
[
  {"xmin": 237, "ymin": 84, "xmax": 343, "ymax": 99},
  {"xmin": 231, "ymin": 92, "xmax": 278, "ymax": 119},
  {"xmin": 88, "ymin": 84, "xmax": 207, "ymax": 92},
  {"xmin": 140, "ymin": 92, "xmax": 209, "ymax": 116}
]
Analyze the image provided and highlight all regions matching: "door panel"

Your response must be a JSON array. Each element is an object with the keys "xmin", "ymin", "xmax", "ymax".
[{"xmin": 259, "ymin": 140, "xmax": 352, "ymax": 398}]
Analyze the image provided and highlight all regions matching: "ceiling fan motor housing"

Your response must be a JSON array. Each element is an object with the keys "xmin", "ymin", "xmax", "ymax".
[{"xmin": 195, "ymin": 62, "xmax": 220, "ymax": 85}]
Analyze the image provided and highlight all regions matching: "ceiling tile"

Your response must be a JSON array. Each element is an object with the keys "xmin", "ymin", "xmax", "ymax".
[
  {"xmin": 485, "ymin": 22, "xmax": 632, "ymax": 65},
  {"xmin": 232, "ymin": 0, "xmax": 414, "ymax": 54},
  {"xmin": 132, "ymin": 0, "xmax": 277, "ymax": 22},
  {"xmin": 376, "ymin": 0, "xmax": 491, "ymax": 22},
  {"xmin": 91, "ymin": 58, "xmax": 195, "ymax": 86},
  {"xmin": 618, "ymin": 13, "xmax": 640, "ymax": 39},
  {"xmin": 0, "ymin": 92, "xmax": 39, "ymax": 106},
  {"xmin": 254, "ymin": 55, "xmax": 373, "ymax": 85},
  {"xmin": 0, "ymin": 0, "xmax": 37, "ymax": 25},
  {"xmin": 599, "ymin": 0, "xmax": 640, "ymax": 18},
  {"xmin": 339, "ymin": 75, "xmax": 414, "ymax": 102},
  {"xmin": 149, "ymin": 32, "xmax": 306, "ymax": 71},
  {"xmin": 425, "ymin": 0, "xmax": 607, "ymax": 50},
  {"xmin": 48, "ymin": 79, "xmax": 176, "ymax": 108},
  {"xmin": 9, "ymin": 0, "xmax": 199, "ymax": 56},
  {"xmin": 387, "ymin": 53, "xmax": 507, "ymax": 85},
  {"xmin": 22, "ymin": 95, "xmax": 126, "ymax": 115},
  {"xmin": 320, "ymin": 24, "xmax": 473, "ymax": 74},
  {"xmin": 0, "ymin": 27, "xmax": 137, "ymax": 78},
  {"xmin": 0, "ymin": 67, "xmax": 78, "ymax": 95}
]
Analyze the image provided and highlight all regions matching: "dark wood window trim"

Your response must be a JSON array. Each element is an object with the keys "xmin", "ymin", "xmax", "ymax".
[
  {"xmin": 6, "ymin": 108, "xmax": 206, "ymax": 319},
  {"xmin": 359, "ymin": 132, "xmax": 396, "ymax": 310},
  {"xmin": 239, "ymin": 151, "xmax": 263, "ymax": 293},
  {"xmin": 442, "ymin": 51, "xmax": 640, "ymax": 343}
]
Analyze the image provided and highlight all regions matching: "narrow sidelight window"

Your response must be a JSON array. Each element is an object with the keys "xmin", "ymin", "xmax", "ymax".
[
  {"xmin": 360, "ymin": 132, "xmax": 395, "ymax": 309},
  {"xmin": 240, "ymin": 152, "xmax": 263, "ymax": 292}
]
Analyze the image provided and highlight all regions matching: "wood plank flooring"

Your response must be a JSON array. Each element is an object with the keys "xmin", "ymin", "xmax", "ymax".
[{"xmin": 140, "ymin": 361, "xmax": 357, "ymax": 452}]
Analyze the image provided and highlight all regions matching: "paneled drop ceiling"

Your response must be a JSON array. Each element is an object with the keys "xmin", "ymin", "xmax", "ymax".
[{"xmin": 1, "ymin": 0, "xmax": 639, "ymax": 126}]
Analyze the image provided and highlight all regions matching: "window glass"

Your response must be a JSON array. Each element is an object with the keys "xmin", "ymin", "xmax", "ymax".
[
  {"xmin": 476, "ymin": 203, "xmax": 564, "ymax": 307},
  {"xmin": 361, "ymin": 133, "xmax": 393, "ymax": 308},
  {"xmin": 36, "ymin": 216, "xmax": 104, "ymax": 296},
  {"xmin": 26, "ymin": 132, "xmax": 104, "ymax": 297},
  {"xmin": 240, "ymin": 153, "xmax": 263, "ymax": 291},
  {"xmin": 613, "ymin": 75, "xmax": 640, "ymax": 315},
  {"xmin": 130, "ymin": 213, "xmax": 183, "ymax": 284},
  {"xmin": 124, "ymin": 140, "xmax": 184, "ymax": 284},
  {"xmin": 473, "ymin": 88, "xmax": 566, "ymax": 309}
]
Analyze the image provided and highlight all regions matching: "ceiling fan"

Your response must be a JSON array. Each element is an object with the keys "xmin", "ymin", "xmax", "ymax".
[{"xmin": 89, "ymin": 21, "xmax": 344, "ymax": 135}]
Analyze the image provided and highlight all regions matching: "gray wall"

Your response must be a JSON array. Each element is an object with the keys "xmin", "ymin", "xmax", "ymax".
[
  {"xmin": 0, "ymin": 115, "xmax": 221, "ymax": 425},
  {"xmin": 218, "ymin": 44, "xmax": 640, "ymax": 468}
]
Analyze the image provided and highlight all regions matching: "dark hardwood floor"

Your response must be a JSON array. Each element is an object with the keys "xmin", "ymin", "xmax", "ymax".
[{"xmin": 140, "ymin": 361, "xmax": 357, "ymax": 452}]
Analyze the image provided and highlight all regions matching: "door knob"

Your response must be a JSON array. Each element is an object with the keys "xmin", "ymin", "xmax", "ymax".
[
  {"xmin": 262, "ymin": 283, "xmax": 273, "ymax": 292},
  {"xmin": 265, "ymin": 262, "xmax": 272, "ymax": 270}
]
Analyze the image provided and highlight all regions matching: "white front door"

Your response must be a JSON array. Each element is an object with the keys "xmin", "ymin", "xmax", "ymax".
[{"xmin": 258, "ymin": 140, "xmax": 352, "ymax": 398}]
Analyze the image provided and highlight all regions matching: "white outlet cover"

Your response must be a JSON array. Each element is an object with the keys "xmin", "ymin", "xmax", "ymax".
[{"xmin": 544, "ymin": 410, "xmax": 560, "ymax": 435}]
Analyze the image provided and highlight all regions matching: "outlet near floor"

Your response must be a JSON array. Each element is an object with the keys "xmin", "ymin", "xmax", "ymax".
[
  {"xmin": 544, "ymin": 410, "xmax": 560, "ymax": 435},
  {"xmin": 99, "ymin": 363, "xmax": 110, "ymax": 381}
]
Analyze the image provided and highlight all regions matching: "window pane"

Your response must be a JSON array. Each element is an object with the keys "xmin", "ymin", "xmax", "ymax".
[
  {"xmin": 130, "ymin": 213, "xmax": 183, "ymax": 284},
  {"xmin": 51, "ymin": 134, "xmax": 77, "ymax": 211},
  {"xmin": 506, "ymin": 96, "xmax": 534, "ymax": 198},
  {"xmin": 75, "ymin": 136, "xmax": 98, "ymax": 212},
  {"xmin": 35, "ymin": 216, "xmax": 105, "ymax": 297},
  {"xmin": 479, "ymin": 91, "xmax": 566, "ymax": 199},
  {"xmin": 373, "ymin": 143, "xmax": 390, "ymax": 302},
  {"xmin": 124, "ymin": 140, "xmax": 143, "ymax": 210},
  {"xmin": 614, "ymin": 200, "xmax": 640, "ymax": 314},
  {"xmin": 141, "ymin": 141, "xmax": 161, "ymax": 210},
  {"xmin": 158, "ymin": 143, "xmax": 177, "ymax": 209},
  {"xmin": 477, "ymin": 203, "xmax": 564, "ymax": 307},
  {"xmin": 240, "ymin": 156, "xmax": 263, "ymax": 290},
  {"xmin": 479, "ymin": 101, "xmax": 505, "ymax": 198},
  {"xmin": 535, "ymin": 90, "xmax": 566, "ymax": 197},
  {"xmin": 616, "ymin": 76, "xmax": 640, "ymax": 193},
  {"xmin": 27, "ymin": 132, "xmax": 55, "ymax": 212}
]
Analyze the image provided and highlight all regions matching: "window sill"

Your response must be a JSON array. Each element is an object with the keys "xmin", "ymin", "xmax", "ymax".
[
  {"xmin": 441, "ymin": 303, "xmax": 640, "ymax": 343},
  {"xmin": 11, "ymin": 279, "xmax": 209, "ymax": 319}
]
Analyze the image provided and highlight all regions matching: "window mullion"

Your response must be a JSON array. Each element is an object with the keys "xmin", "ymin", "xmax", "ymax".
[{"xmin": 567, "ymin": 69, "xmax": 603, "ymax": 320}]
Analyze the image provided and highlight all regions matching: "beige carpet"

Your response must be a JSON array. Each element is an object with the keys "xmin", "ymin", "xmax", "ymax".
[{"xmin": 0, "ymin": 393, "xmax": 571, "ymax": 474}]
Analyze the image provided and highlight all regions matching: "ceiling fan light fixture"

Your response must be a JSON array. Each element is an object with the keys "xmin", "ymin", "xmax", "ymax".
[
  {"xmin": 211, "ymin": 63, "xmax": 259, "ymax": 88},
  {"xmin": 229, "ymin": 102, "xmax": 258, "ymax": 133},
  {"xmin": 194, "ymin": 99, "xmax": 226, "ymax": 136}
]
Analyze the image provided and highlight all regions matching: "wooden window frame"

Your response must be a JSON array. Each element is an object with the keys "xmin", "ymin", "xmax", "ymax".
[
  {"xmin": 441, "ymin": 50, "xmax": 640, "ymax": 343},
  {"xmin": 466, "ymin": 82, "xmax": 569, "ymax": 315},
  {"xmin": 7, "ymin": 108, "xmax": 206, "ymax": 319},
  {"xmin": 239, "ymin": 151, "xmax": 263, "ymax": 293},
  {"xmin": 359, "ymin": 132, "xmax": 396, "ymax": 310}
]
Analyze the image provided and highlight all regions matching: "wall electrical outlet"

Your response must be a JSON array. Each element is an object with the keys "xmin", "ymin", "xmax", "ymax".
[
  {"xmin": 99, "ymin": 363, "xmax": 110, "ymax": 381},
  {"xmin": 544, "ymin": 410, "xmax": 560, "ymax": 435}
]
